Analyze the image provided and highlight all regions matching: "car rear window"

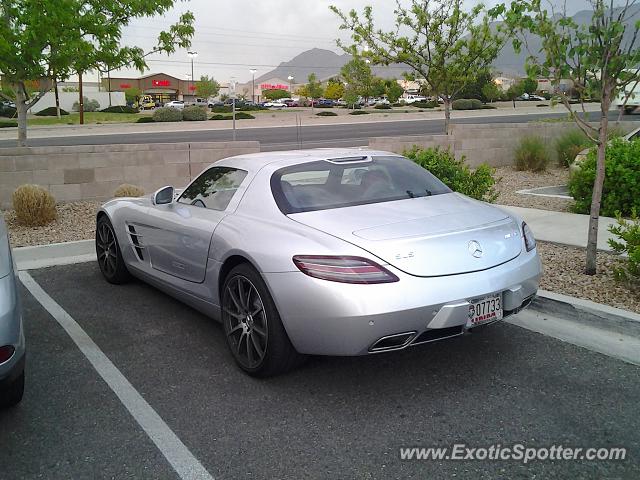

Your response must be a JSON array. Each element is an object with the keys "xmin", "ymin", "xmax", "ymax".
[{"xmin": 271, "ymin": 156, "xmax": 452, "ymax": 214}]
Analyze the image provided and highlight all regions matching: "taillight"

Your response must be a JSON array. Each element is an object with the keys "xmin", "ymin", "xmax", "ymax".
[
  {"xmin": 522, "ymin": 221, "xmax": 536, "ymax": 252},
  {"xmin": 0, "ymin": 345, "xmax": 15, "ymax": 363},
  {"xmin": 292, "ymin": 255, "xmax": 399, "ymax": 284}
]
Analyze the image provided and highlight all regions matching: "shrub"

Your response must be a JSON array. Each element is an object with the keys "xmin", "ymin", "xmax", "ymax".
[
  {"xmin": 555, "ymin": 129, "xmax": 592, "ymax": 167},
  {"xmin": 35, "ymin": 107, "xmax": 69, "ymax": 116},
  {"xmin": 316, "ymin": 111, "xmax": 338, "ymax": 116},
  {"xmin": 72, "ymin": 97, "xmax": 100, "ymax": 112},
  {"xmin": 452, "ymin": 98, "xmax": 483, "ymax": 110},
  {"xmin": 211, "ymin": 106, "xmax": 232, "ymax": 113},
  {"xmin": 152, "ymin": 107, "xmax": 183, "ymax": 122},
  {"xmin": 12, "ymin": 184, "xmax": 57, "ymax": 226},
  {"xmin": 349, "ymin": 110, "xmax": 369, "ymax": 115},
  {"xmin": 411, "ymin": 100, "xmax": 438, "ymax": 108},
  {"xmin": 404, "ymin": 146, "xmax": 499, "ymax": 202},
  {"xmin": 182, "ymin": 105, "xmax": 208, "ymax": 121},
  {"xmin": 608, "ymin": 210, "xmax": 640, "ymax": 288},
  {"xmin": 235, "ymin": 112, "xmax": 255, "ymax": 119},
  {"xmin": 0, "ymin": 121, "xmax": 17, "ymax": 128},
  {"xmin": 100, "ymin": 105, "xmax": 139, "ymax": 114},
  {"xmin": 568, "ymin": 137, "xmax": 640, "ymax": 217},
  {"xmin": 374, "ymin": 104, "xmax": 392, "ymax": 109},
  {"xmin": 113, "ymin": 184, "xmax": 145, "ymax": 198},
  {"xmin": 514, "ymin": 136, "xmax": 551, "ymax": 172},
  {"xmin": 136, "ymin": 116, "xmax": 154, "ymax": 123},
  {"xmin": 210, "ymin": 114, "xmax": 227, "ymax": 120}
]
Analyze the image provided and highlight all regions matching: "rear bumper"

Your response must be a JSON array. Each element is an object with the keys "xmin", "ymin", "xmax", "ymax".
[
  {"xmin": 0, "ymin": 273, "xmax": 25, "ymax": 384},
  {"xmin": 264, "ymin": 249, "xmax": 541, "ymax": 356}
]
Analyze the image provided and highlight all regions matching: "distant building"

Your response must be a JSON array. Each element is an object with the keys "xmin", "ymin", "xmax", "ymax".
[{"xmin": 99, "ymin": 73, "xmax": 197, "ymax": 104}]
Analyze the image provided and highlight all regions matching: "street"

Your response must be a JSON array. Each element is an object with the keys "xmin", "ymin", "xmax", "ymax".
[
  {"xmin": 2, "ymin": 111, "xmax": 638, "ymax": 150},
  {"xmin": 1, "ymin": 262, "xmax": 638, "ymax": 479}
]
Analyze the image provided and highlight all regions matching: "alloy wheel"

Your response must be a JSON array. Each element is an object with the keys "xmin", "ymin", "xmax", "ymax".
[
  {"xmin": 97, "ymin": 222, "xmax": 118, "ymax": 277},
  {"xmin": 223, "ymin": 275, "xmax": 268, "ymax": 369}
]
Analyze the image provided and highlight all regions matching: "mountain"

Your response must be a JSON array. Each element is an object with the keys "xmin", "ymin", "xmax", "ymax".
[{"xmin": 258, "ymin": 8, "xmax": 640, "ymax": 82}]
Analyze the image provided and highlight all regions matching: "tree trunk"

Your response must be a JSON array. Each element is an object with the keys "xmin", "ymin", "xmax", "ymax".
[
  {"xmin": 54, "ymin": 79, "xmax": 61, "ymax": 119},
  {"xmin": 108, "ymin": 69, "xmax": 112, "ymax": 107},
  {"xmin": 78, "ymin": 71, "xmax": 84, "ymax": 125},
  {"xmin": 585, "ymin": 94, "xmax": 610, "ymax": 275},
  {"xmin": 14, "ymin": 86, "xmax": 28, "ymax": 147},
  {"xmin": 444, "ymin": 98, "xmax": 451, "ymax": 134}
]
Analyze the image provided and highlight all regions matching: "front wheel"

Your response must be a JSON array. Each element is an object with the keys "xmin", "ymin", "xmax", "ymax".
[
  {"xmin": 96, "ymin": 216, "xmax": 131, "ymax": 284},
  {"xmin": 221, "ymin": 264, "xmax": 302, "ymax": 377}
]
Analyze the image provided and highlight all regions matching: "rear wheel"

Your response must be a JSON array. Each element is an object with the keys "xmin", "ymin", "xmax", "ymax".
[
  {"xmin": 96, "ymin": 216, "xmax": 131, "ymax": 284},
  {"xmin": 0, "ymin": 371, "xmax": 24, "ymax": 408},
  {"xmin": 221, "ymin": 264, "xmax": 302, "ymax": 377}
]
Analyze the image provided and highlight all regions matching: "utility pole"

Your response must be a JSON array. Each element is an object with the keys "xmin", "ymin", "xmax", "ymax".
[
  {"xmin": 78, "ymin": 71, "xmax": 84, "ymax": 125},
  {"xmin": 230, "ymin": 78, "xmax": 237, "ymax": 141},
  {"xmin": 188, "ymin": 51, "xmax": 198, "ymax": 102},
  {"xmin": 250, "ymin": 69, "xmax": 256, "ymax": 103}
]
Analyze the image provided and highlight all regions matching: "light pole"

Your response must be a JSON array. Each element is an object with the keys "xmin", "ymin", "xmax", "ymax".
[
  {"xmin": 188, "ymin": 51, "xmax": 198, "ymax": 100},
  {"xmin": 250, "ymin": 69, "xmax": 256, "ymax": 103},
  {"xmin": 288, "ymin": 75, "xmax": 294, "ymax": 96}
]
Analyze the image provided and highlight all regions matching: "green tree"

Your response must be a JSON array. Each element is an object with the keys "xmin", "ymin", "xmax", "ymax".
[
  {"xmin": 343, "ymin": 86, "xmax": 360, "ymax": 108},
  {"xmin": 124, "ymin": 87, "xmax": 142, "ymax": 105},
  {"xmin": 324, "ymin": 81, "xmax": 345, "ymax": 100},
  {"xmin": 481, "ymin": 81, "xmax": 501, "ymax": 103},
  {"xmin": 263, "ymin": 88, "xmax": 290, "ymax": 100},
  {"xmin": 195, "ymin": 75, "xmax": 220, "ymax": 99},
  {"xmin": 0, "ymin": 0, "xmax": 194, "ymax": 145},
  {"xmin": 520, "ymin": 77, "xmax": 538, "ymax": 94},
  {"xmin": 385, "ymin": 80, "xmax": 404, "ymax": 103},
  {"xmin": 340, "ymin": 57, "xmax": 374, "ymax": 100},
  {"xmin": 306, "ymin": 73, "xmax": 323, "ymax": 111},
  {"xmin": 506, "ymin": 82, "xmax": 525, "ymax": 100},
  {"xmin": 496, "ymin": 0, "xmax": 640, "ymax": 274},
  {"xmin": 332, "ymin": 0, "xmax": 505, "ymax": 133},
  {"xmin": 455, "ymin": 69, "xmax": 494, "ymax": 101}
]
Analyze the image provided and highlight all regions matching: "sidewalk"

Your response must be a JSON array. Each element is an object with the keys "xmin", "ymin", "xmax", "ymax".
[{"xmin": 500, "ymin": 205, "xmax": 617, "ymax": 252}]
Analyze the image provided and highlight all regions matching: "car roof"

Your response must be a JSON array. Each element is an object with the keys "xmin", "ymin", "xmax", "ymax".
[{"xmin": 217, "ymin": 148, "xmax": 403, "ymax": 171}]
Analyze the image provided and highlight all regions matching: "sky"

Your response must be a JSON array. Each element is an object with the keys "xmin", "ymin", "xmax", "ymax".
[{"xmin": 104, "ymin": 0, "xmax": 591, "ymax": 84}]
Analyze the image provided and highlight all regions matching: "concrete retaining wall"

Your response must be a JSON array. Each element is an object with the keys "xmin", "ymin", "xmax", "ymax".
[
  {"xmin": 0, "ymin": 141, "xmax": 260, "ymax": 208},
  {"xmin": 370, "ymin": 121, "xmax": 638, "ymax": 167}
]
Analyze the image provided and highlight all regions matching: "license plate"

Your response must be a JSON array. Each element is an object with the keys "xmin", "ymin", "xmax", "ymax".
[{"xmin": 467, "ymin": 294, "xmax": 503, "ymax": 327}]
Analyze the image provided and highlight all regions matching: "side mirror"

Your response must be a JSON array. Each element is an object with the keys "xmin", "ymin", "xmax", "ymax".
[{"xmin": 153, "ymin": 186, "xmax": 175, "ymax": 205}]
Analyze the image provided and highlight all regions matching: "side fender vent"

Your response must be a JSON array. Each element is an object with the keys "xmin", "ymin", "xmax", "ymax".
[{"xmin": 127, "ymin": 225, "xmax": 145, "ymax": 261}]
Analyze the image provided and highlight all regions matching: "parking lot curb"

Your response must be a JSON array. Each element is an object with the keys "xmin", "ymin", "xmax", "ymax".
[
  {"xmin": 531, "ymin": 290, "xmax": 640, "ymax": 338},
  {"xmin": 14, "ymin": 239, "xmax": 95, "ymax": 270}
]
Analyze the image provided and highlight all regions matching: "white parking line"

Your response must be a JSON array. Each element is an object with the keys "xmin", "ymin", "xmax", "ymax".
[{"xmin": 18, "ymin": 271, "xmax": 214, "ymax": 480}]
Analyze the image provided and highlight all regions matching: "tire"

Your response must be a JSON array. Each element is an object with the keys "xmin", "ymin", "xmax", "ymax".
[
  {"xmin": 96, "ymin": 215, "xmax": 131, "ymax": 284},
  {"xmin": 0, "ymin": 371, "xmax": 24, "ymax": 408},
  {"xmin": 221, "ymin": 264, "xmax": 303, "ymax": 377}
]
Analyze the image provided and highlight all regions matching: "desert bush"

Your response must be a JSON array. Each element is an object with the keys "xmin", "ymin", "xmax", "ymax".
[
  {"xmin": 12, "ymin": 184, "xmax": 57, "ymax": 226},
  {"xmin": 555, "ymin": 129, "xmax": 592, "ymax": 167},
  {"xmin": 211, "ymin": 106, "xmax": 232, "ymax": 113},
  {"xmin": 608, "ymin": 210, "xmax": 640, "ymax": 288},
  {"xmin": 514, "ymin": 136, "xmax": 551, "ymax": 172},
  {"xmin": 182, "ymin": 105, "xmax": 208, "ymax": 121},
  {"xmin": 452, "ymin": 98, "xmax": 483, "ymax": 110},
  {"xmin": 404, "ymin": 146, "xmax": 499, "ymax": 202},
  {"xmin": 113, "ymin": 184, "xmax": 145, "ymax": 198},
  {"xmin": 210, "ymin": 112, "xmax": 255, "ymax": 120},
  {"xmin": 152, "ymin": 107, "xmax": 183, "ymax": 122},
  {"xmin": 35, "ymin": 107, "xmax": 69, "ymax": 116},
  {"xmin": 374, "ymin": 104, "xmax": 392, "ymax": 109},
  {"xmin": 568, "ymin": 137, "xmax": 640, "ymax": 217},
  {"xmin": 349, "ymin": 110, "xmax": 369, "ymax": 115},
  {"xmin": 136, "ymin": 116, "xmax": 154, "ymax": 123},
  {"xmin": 100, "ymin": 105, "xmax": 139, "ymax": 114},
  {"xmin": 316, "ymin": 111, "xmax": 338, "ymax": 116},
  {"xmin": 411, "ymin": 100, "xmax": 438, "ymax": 108},
  {"xmin": 72, "ymin": 97, "xmax": 100, "ymax": 112}
]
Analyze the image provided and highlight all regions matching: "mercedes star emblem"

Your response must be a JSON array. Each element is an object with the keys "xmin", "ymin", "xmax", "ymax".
[{"xmin": 468, "ymin": 240, "xmax": 483, "ymax": 258}]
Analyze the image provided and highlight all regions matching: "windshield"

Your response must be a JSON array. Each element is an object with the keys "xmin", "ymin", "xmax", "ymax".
[{"xmin": 271, "ymin": 156, "xmax": 452, "ymax": 214}]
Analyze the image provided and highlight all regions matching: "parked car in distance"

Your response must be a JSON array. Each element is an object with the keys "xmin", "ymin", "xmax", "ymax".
[
  {"xmin": 95, "ymin": 148, "xmax": 541, "ymax": 377},
  {"xmin": 264, "ymin": 101, "xmax": 288, "ymax": 108},
  {"xmin": 165, "ymin": 100, "xmax": 185, "ymax": 110},
  {"xmin": 282, "ymin": 99, "xmax": 299, "ymax": 107},
  {"xmin": 208, "ymin": 101, "xmax": 224, "ymax": 108},
  {"xmin": 0, "ymin": 216, "xmax": 25, "ymax": 408},
  {"xmin": 316, "ymin": 99, "xmax": 335, "ymax": 107},
  {"xmin": 335, "ymin": 98, "xmax": 347, "ymax": 107},
  {"xmin": 404, "ymin": 94, "xmax": 427, "ymax": 104}
]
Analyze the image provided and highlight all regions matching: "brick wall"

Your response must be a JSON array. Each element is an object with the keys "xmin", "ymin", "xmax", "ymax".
[
  {"xmin": 0, "ymin": 141, "xmax": 260, "ymax": 208},
  {"xmin": 370, "ymin": 121, "xmax": 638, "ymax": 167}
]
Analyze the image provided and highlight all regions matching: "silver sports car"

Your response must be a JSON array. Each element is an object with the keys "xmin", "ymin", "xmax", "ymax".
[{"xmin": 96, "ymin": 149, "xmax": 541, "ymax": 376}]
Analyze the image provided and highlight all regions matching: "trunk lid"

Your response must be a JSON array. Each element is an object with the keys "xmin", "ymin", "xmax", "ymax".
[{"xmin": 289, "ymin": 193, "xmax": 523, "ymax": 277}]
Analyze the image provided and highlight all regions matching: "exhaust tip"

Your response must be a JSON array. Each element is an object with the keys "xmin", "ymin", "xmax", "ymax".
[{"xmin": 369, "ymin": 332, "xmax": 416, "ymax": 352}]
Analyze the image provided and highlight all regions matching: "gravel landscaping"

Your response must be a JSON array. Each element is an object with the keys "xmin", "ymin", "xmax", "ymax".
[
  {"xmin": 494, "ymin": 166, "xmax": 573, "ymax": 212},
  {"xmin": 3, "ymin": 201, "xmax": 100, "ymax": 248},
  {"xmin": 537, "ymin": 241, "xmax": 640, "ymax": 314}
]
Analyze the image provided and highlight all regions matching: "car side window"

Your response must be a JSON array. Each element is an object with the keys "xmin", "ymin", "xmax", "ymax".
[{"xmin": 178, "ymin": 167, "xmax": 247, "ymax": 211}]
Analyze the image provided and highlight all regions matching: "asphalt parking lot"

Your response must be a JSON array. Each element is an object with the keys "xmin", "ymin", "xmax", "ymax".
[{"xmin": 2, "ymin": 261, "xmax": 639, "ymax": 479}]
